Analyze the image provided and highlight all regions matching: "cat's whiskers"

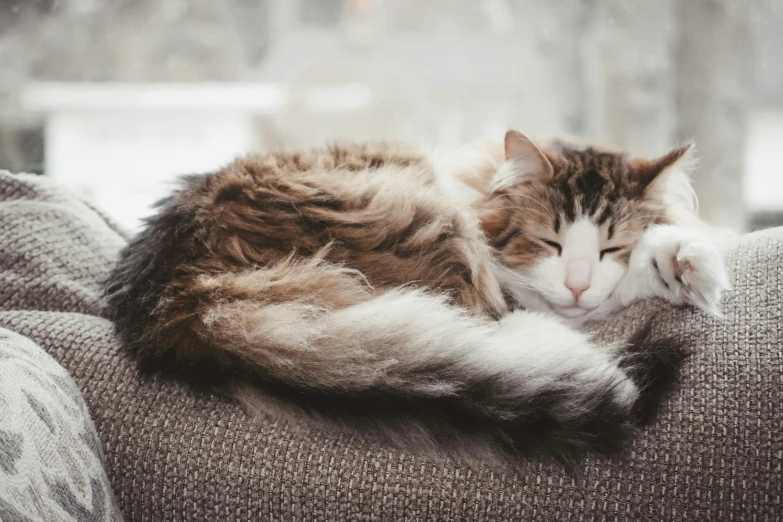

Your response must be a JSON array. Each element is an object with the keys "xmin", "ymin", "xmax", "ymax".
[{"xmin": 494, "ymin": 263, "xmax": 539, "ymax": 291}]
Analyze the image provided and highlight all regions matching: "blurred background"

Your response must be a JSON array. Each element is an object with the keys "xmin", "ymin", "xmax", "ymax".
[{"xmin": 1, "ymin": 0, "xmax": 782, "ymax": 231}]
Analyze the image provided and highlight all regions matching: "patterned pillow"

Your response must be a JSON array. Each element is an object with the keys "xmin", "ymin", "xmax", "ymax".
[{"xmin": 0, "ymin": 328, "xmax": 121, "ymax": 522}]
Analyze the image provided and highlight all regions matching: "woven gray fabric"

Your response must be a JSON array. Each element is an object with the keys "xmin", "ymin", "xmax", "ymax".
[
  {"xmin": 0, "ymin": 170, "xmax": 781, "ymax": 521},
  {"xmin": 0, "ymin": 172, "xmax": 127, "ymax": 315}
]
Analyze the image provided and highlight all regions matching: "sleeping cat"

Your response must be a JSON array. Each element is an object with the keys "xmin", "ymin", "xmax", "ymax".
[
  {"xmin": 104, "ymin": 130, "xmax": 728, "ymax": 464},
  {"xmin": 443, "ymin": 131, "xmax": 729, "ymax": 326}
]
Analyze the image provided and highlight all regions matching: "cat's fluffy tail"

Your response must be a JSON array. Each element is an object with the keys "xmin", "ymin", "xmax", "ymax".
[{"xmin": 107, "ymin": 255, "xmax": 688, "ymax": 465}]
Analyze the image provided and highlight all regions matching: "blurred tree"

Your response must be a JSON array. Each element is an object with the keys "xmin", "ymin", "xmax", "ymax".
[
  {"xmin": 675, "ymin": 0, "xmax": 752, "ymax": 230},
  {"xmin": 583, "ymin": 0, "xmax": 676, "ymax": 156},
  {"xmin": 510, "ymin": 0, "xmax": 588, "ymax": 138},
  {"xmin": 583, "ymin": 0, "xmax": 752, "ymax": 229}
]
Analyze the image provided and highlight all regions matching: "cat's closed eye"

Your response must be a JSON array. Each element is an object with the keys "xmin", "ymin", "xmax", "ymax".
[
  {"xmin": 600, "ymin": 247, "xmax": 622, "ymax": 260},
  {"xmin": 541, "ymin": 239, "xmax": 562, "ymax": 256}
]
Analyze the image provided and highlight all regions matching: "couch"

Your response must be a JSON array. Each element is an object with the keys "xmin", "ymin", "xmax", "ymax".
[{"xmin": 0, "ymin": 170, "xmax": 780, "ymax": 521}]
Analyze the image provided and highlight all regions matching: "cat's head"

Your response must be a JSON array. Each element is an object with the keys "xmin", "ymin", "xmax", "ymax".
[{"xmin": 480, "ymin": 130, "xmax": 697, "ymax": 319}]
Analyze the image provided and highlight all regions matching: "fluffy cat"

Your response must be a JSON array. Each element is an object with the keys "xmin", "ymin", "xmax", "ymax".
[{"xmin": 104, "ymin": 130, "xmax": 727, "ymax": 464}]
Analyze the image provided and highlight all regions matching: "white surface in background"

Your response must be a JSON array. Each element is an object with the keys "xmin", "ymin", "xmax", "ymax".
[
  {"xmin": 46, "ymin": 110, "xmax": 258, "ymax": 229},
  {"xmin": 22, "ymin": 82, "xmax": 289, "ymax": 111},
  {"xmin": 744, "ymin": 111, "xmax": 783, "ymax": 213},
  {"xmin": 23, "ymin": 82, "xmax": 373, "ymax": 230},
  {"xmin": 22, "ymin": 82, "xmax": 372, "ymax": 113}
]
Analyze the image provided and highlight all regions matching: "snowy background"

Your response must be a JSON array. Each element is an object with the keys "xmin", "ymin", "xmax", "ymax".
[{"xmin": 1, "ymin": 0, "xmax": 782, "ymax": 230}]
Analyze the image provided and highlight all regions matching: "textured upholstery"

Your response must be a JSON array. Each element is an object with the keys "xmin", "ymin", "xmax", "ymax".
[{"xmin": 0, "ymin": 170, "xmax": 780, "ymax": 521}]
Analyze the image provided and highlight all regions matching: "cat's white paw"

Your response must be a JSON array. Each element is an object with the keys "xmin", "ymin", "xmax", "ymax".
[{"xmin": 640, "ymin": 226, "xmax": 730, "ymax": 316}]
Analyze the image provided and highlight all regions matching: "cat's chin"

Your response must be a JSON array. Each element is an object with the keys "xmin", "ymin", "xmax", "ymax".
[{"xmin": 555, "ymin": 305, "xmax": 594, "ymax": 318}]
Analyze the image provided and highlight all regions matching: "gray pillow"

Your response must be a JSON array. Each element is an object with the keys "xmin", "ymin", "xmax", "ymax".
[{"xmin": 0, "ymin": 327, "xmax": 121, "ymax": 522}]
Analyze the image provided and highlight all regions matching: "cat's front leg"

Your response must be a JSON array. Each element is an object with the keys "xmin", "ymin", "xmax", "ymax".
[{"xmin": 619, "ymin": 224, "xmax": 730, "ymax": 316}]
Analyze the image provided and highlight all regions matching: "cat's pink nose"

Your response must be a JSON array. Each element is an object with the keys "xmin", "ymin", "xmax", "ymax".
[
  {"xmin": 565, "ymin": 259, "xmax": 591, "ymax": 303},
  {"xmin": 566, "ymin": 283, "xmax": 590, "ymax": 302}
]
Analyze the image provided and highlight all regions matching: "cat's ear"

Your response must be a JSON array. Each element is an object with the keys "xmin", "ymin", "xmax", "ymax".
[
  {"xmin": 632, "ymin": 144, "xmax": 698, "ymax": 211},
  {"xmin": 491, "ymin": 130, "xmax": 554, "ymax": 192},
  {"xmin": 634, "ymin": 144, "xmax": 697, "ymax": 191}
]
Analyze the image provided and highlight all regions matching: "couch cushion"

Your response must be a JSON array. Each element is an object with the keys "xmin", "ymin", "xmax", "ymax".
[
  {"xmin": 0, "ymin": 172, "xmax": 127, "ymax": 315},
  {"xmin": 0, "ymin": 170, "xmax": 781, "ymax": 521}
]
